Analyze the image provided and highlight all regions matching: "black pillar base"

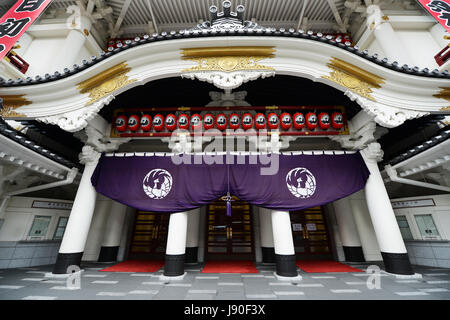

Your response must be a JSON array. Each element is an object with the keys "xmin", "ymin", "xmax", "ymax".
[
  {"xmin": 185, "ymin": 247, "xmax": 198, "ymax": 264},
  {"xmin": 52, "ymin": 252, "xmax": 83, "ymax": 274},
  {"xmin": 381, "ymin": 252, "xmax": 414, "ymax": 275},
  {"xmin": 275, "ymin": 254, "xmax": 298, "ymax": 277},
  {"xmin": 164, "ymin": 254, "xmax": 185, "ymax": 276},
  {"xmin": 261, "ymin": 247, "xmax": 276, "ymax": 264},
  {"xmin": 98, "ymin": 246, "xmax": 119, "ymax": 262},
  {"xmin": 343, "ymin": 246, "xmax": 365, "ymax": 262}
]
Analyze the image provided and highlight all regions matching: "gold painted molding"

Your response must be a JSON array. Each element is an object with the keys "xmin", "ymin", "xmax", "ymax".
[
  {"xmin": 181, "ymin": 46, "xmax": 275, "ymax": 73},
  {"xmin": 0, "ymin": 95, "xmax": 31, "ymax": 118},
  {"xmin": 181, "ymin": 46, "xmax": 275, "ymax": 58},
  {"xmin": 77, "ymin": 62, "xmax": 136, "ymax": 106},
  {"xmin": 322, "ymin": 57, "xmax": 385, "ymax": 101},
  {"xmin": 435, "ymin": 88, "xmax": 450, "ymax": 103}
]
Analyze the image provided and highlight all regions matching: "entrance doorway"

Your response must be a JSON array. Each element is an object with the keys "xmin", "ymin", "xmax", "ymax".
[
  {"xmin": 128, "ymin": 211, "xmax": 169, "ymax": 259},
  {"xmin": 290, "ymin": 206, "xmax": 333, "ymax": 260},
  {"xmin": 206, "ymin": 196, "xmax": 254, "ymax": 260}
]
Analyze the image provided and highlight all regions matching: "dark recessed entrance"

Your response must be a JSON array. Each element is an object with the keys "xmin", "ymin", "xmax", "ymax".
[
  {"xmin": 206, "ymin": 196, "xmax": 254, "ymax": 261},
  {"xmin": 290, "ymin": 206, "xmax": 333, "ymax": 260},
  {"xmin": 128, "ymin": 211, "xmax": 169, "ymax": 260}
]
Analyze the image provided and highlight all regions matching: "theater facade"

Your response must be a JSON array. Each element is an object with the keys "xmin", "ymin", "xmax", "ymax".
[{"xmin": 0, "ymin": 1, "xmax": 449, "ymax": 280}]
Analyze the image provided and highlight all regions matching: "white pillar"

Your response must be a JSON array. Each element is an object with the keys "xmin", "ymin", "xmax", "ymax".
[
  {"xmin": 367, "ymin": 5, "xmax": 413, "ymax": 65},
  {"xmin": 53, "ymin": 14, "xmax": 93, "ymax": 72},
  {"xmin": 271, "ymin": 210, "xmax": 298, "ymax": 277},
  {"xmin": 252, "ymin": 205, "xmax": 262, "ymax": 263},
  {"xmin": 259, "ymin": 207, "xmax": 275, "ymax": 263},
  {"xmin": 164, "ymin": 211, "xmax": 188, "ymax": 276},
  {"xmin": 185, "ymin": 208, "xmax": 201, "ymax": 263},
  {"xmin": 53, "ymin": 146, "xmax": 100, "ymax": 274},
  {"xmin": 333, "ymin": 198, "xmax": 365, "ymax": 262},
  {"xmin": 361, "ymin": 143, "xmax": 413, "ymax": 275},
  {"xmin": 349, "ymin": 190, "xmax": 382, "ymax": 261},
  {"xmin": 98, "ymin": 201, "xmax": 128, "ymax": 262},
  {"xmin": 82, "ymin": 196, "xmax": 111, "ymax": 261},
  {"xmin": 325, "ymin": 204, "xmax": 346, "ymax": 262}
]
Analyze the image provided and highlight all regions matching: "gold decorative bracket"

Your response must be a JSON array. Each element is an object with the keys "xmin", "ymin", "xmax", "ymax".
[
  {"xmin": 0, "ymin": 95, "xmax": 31, "ymax": 118},
  {"xmin": 435, "ymin": 88, "xmax": 450, "ymax": 103},
  {"xmin": 181, "ymin": 46, "xmax": 276, "ymax": 90},
  {"xmin": 322, "ymin": 57, "xmax": 385, "ymax": 102},
  {"xmin": 77, "ymin": 62, "xmax": 136, "ymax": 106}
]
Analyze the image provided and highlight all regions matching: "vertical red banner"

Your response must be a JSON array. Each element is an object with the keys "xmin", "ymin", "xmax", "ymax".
[
  {"xmin": 0, "ymin": 0, "xmax": 53, "ymax": 61},
  {"xmin": 418, "ymin": 0, "xmax": 450, "ymax": 32}
]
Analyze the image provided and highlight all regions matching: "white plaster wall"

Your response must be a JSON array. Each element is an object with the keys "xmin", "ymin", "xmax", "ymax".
[
  {"xmin": 395, "ymin": 30, "xmax": 441, "ymax": 69},
  {"xmin": 366, "ymin": 38, "xmax": 386, "ymax": 59},
  {"xmin": 74, "ymin": 45, "xmax": 96, "ymax": 66},
  {"xmin": 392, "ymin": 194, "xmax": 450, "ymax": 241},
  {"xmin": 21, "ymin": 37, "xmax": 66, "ymax": 77},
  {"xmin": 0, "ymin": 196, "xmax": 72, "ymax": 242},
  {"xmin": 361, "ymin": 25, "xmax": 443, "ymax": 70}
]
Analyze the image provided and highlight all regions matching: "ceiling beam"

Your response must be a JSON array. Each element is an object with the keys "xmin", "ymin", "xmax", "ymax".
[
  {"xmin": 145, "ymin": 0, "xmax": 159, "ymax": 34},
  {"xmin": 327, "ymin": 0, "xmax": 346, "ymax": 32},
  {"xmin": 297, "ymin": 0, "xmax": 309, "ymax": 30},
  {"xmin": 120, "ymin": 20, "xmax": 340, "ymax": 35},
  {"xmin": 111, "ymin": 0, "xmax": 133, "ymax": 38}
]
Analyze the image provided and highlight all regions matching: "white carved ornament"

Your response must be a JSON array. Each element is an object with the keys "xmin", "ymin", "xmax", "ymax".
[
  {"xmin": 344, "ymin": 90, "xmax": 428, "ymax": 128},
  {"xmin": 36, "ymin": 95, "xmax": 115, "ymax": 133},
  {"xmin": 181, "ymin": 70, "xmax": 275, "ymax": 90}
]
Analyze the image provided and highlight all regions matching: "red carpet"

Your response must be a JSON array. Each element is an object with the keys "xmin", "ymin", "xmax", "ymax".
[
  {"xmin": 100, "ymin": 260, "xmax": 164, "ymax": 273},
  {"xmin": 201, "ymin": 261, "xmax": 259, "ymax": 273},
  {"xmin": 296, "ymin": 260, "xmax": 363, "ymax": 273}
]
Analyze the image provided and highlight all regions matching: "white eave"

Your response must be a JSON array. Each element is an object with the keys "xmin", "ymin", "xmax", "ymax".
[
  {"xmin": 0, "ymin": 133, "xmax": 74, "ymax": 180},
  {"xmin": 382, "ymin": 133, "xmax": 450, "ymax": 179}
]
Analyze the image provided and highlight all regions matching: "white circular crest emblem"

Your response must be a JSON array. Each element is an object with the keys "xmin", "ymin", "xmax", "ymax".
[
  {"xmin": 143, "ymin": 169, "xmax": 173, "ymax": 199},
  {"xmin": 286, "ymin": 167, "xmax": 316, "ymax": 199}
]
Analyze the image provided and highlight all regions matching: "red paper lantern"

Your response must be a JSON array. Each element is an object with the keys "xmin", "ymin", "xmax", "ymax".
[
  {"xmin": 293, "ymin": 112, "xmax": 305, "ymax": 129},
  {"xmin": 216, "ymin": 113, "xmax": 227, "ymax": 130},
  {"xmin": 190, "ymin": 113, "xmax": 202, "ymax": 130},
  {"xmin": 153, "ymin": 114, "xmax": 164, "ymax": 131},
  {"xmin": 178, "ymin": 114, "xmax": 189, "ymax": 130},
  {"xmin": 203, "ymin": 113, "xmax": 215, "ymax": 130},
  {"xmin": 128, "ymin": 115, "xmax": 140, "ymax": 132},
  {"xmin": 229, "ymin": 113, "xmax": 240, "ymax": 130},
  {"xmin": 267, "ymin": 112, "xmax": 279, "ymax": 130},
  {"xmin": 115, "ymin": 115, "xmax": 127, "ymax": 132},
  {"xmin": 241, "ymin": 113, "xmax": 253, "ymax": 130},
  {"xmin": 254, "ymin": 113, "xmax": 266, "ymax": 130},
  {"xmin": 305, "ymin": 112, "xmax": 318, "ymax": 130},
  {"xmin": 331, "ymin": 112, "xmax": 344, "ymax": 129},
  {"xmin": 280, "ymin": 112, "xmax": 292, "ymax": 130},
  {"xmin": 165, "ymin": 114, "xmax": 177, "ymax": 131},
  {"xmin": 140, "ymin": 114, "xmax": 152, "ymax": 131},
  {"xmin": 318, "ymin": 112, "xmax": 331, "ymax": 130}
]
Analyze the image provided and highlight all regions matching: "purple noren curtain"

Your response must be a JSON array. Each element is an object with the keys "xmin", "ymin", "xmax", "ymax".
[{"xmin": 91, "ymin": 153, "xmax": 370, "ymax": 213}]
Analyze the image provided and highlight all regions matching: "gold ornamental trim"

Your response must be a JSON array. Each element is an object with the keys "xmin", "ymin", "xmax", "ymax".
[
  {"xmin": 435, "ymin": 88, "xmax": 450, "ymax": 103},
  {"xmin": 322, "ymin": 57, "xmax": 385, "ymax": 102},
  {"xmin": 0, "ymin": 95, "xmax": 31, "ymax": 118},
  {"xmin": 181, "ymin": 46, "xmax": 275, "ymax": 58},
  {"xmin": 181, "ymin": 46, "xmax": 275, "ymax": 73},
  {"xmin": 77, "ymin": 62, "xmax": 136, "ymax": 106}
]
